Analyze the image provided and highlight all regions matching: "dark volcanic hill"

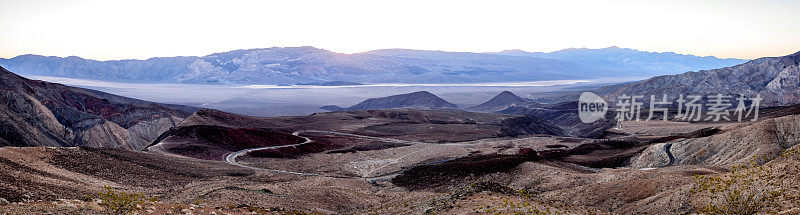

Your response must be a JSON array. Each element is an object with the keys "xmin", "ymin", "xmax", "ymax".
[
  {"xmin": 468, "ymin": 91, "xmax": 532, "ymax": 112},
  {"xmin": 0, "ymin": 66, "xmax": 197, "ymax": 150},
  {"xmin": 497, "ymin": 101, "xmax": 616, "ymax": 138},
  {"xmin": 319, "ymin": 105, "xmax": 345, "ymax": 111},
  {"xmin": 602, "ymin": 51, "xmax": 800, "ymax": 106},
  {"xmin": 345, "ymin": 91, "xmax": 459, "ymax": 111}
]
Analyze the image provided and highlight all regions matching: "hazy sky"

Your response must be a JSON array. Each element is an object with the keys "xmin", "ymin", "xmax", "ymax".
[{"xmin": 1, "ymin": 0, "xmax": 799, "ymax": 60}]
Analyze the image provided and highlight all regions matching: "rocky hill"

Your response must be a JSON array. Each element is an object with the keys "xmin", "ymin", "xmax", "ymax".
[
  {"xmin": 602, "ymin": 51, "xmax": 800, "ymax": 106},
  {"xmin": 630, "ymin": 113, "xmax": 800, "ymax": 168},
  {"xmin": 345, "ymin": 91, "xmax": 459, "ymax": 111},
  {"xmin": 467, "ymin": 91, "xmax": 532, "ymax": 112},
  {"xmin": 497, "ymin": 101, "xmax": 616, "ymax": 138},
  {"xmin": 0, "ymin": 66, "xmax": 197, "ymax": 150}
]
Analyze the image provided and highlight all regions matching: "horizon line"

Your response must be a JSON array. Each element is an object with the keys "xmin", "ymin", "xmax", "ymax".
[{"xmin": 0, "ymin": 45, "xmax": 757, "ymax": 62}]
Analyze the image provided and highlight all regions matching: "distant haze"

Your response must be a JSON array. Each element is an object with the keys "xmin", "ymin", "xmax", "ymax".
[
  {"xmin": 1, "ymin": 0, "xmax": 799, "ymax": 60},
  {"xmin": 24, "ymin": 74, "xmax": 624, "ymax": 117},
  {"xmin": 0, "ymin": 46, "xmax": 748, "ymax": 85}
]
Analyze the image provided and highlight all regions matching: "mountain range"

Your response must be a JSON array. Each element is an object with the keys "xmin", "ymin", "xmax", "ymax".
[
  {"xmin": 0, "ymin": 46, "xmax": 746, "ymax": 85},
  {"xmin": 492, "ymin": 46, "xmax": 746, "ymax": 77},
  {"xmin": 602, "ymin": 51, "xmax": 800, "ymax": 106},
  {"xmin": 0, "ymin": 65, "xmax": 197, "ymax": 150}
]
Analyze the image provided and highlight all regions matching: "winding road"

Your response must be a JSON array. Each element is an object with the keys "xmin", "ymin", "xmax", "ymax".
[
  {"xmin": 662, "ymin": 138, "xmax": 691, "ymax": 167},
  {"xmin": 225, "ymin": 127, "xmax": 680, "ymax": 179},
  {"xmin": 610, "ymin": 126, "xmax": 689, "ymax": 168},
  {"xmin": 224, "ymin": 133, "xmax": 322, "ymax": 176},
  {"xmin": 663, "ymin": 141, "xmax": 676, "ymax": 167},
  {"xmin": 224, "ymin": 130, "xmax": 571, "ymax": 179}
]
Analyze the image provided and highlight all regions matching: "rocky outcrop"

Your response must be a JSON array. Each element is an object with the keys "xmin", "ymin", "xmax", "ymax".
[
  {"xmin": 499, "ymin": 115, "xmax": 564, "ymax": 136},
  {"xmin": 497, "ymin": 101, "xmax": 616, "ymax": 138},
  {"xmin": 80, "ymin": 121, "xmax": 143, "ymax": 150},
  {"xmin": 629, "ymin": 114, "xmax": 800, "ymax": 168},
  {"xmin": 127, "ymin": 116, "xmax": 182, "ymax": 143},
  {"xmin": 0, "ymin": 66, "xmax": 196, "ymax": 149}
]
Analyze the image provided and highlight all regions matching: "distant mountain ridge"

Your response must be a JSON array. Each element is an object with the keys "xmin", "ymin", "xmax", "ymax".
[
  {"xmin": 296, "ymin": 81, "xmax": 364, "ymax": 86},
  {"xmin": 0, "ymin": 46, "xmax": 746, "ymax": 85},
  {"xmin": 602, "ymin": 50, "xmax": 800, "ymax": 106},
  {"xmin": 490, "ymin": 46, "xmax": 747, "ymax": 77}
]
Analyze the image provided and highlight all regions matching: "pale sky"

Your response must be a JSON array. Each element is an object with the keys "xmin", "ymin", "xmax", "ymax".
[{"xmin": 1, "ymin": 0, "xmax": 799, "ymax": 60}]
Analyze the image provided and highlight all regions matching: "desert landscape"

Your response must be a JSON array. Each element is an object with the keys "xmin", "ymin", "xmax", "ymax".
[
  {"xmin": 2, "ymin": 1, "xmax": 800, "ymax": 214},
  {"xmin": 4, "ymin": 53, "xmax": 800, "ymax": 214}
]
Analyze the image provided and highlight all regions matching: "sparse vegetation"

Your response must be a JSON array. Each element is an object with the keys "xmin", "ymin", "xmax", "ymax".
[
  {"xmin": 690, "ymin": 148, "xmax": 797, "ymax": 214},
  {"xmin": 422, "ymin": 181, "xmax": 558, "ymax": 214},
  {"xmin": 95, "ymin": 186, "xmax": 150, "ymax": 214},
  {"xmin": 222, "ymin": 203, "xmax": 319, "ymax": 215}
]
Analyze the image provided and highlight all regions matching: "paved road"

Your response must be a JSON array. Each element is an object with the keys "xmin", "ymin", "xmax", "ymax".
[
  {"xmin": 224, "ymin": 130, "xmax": 568, "ymax": 179},
  {"xmin": 226, "ymin": 126, "xmax": 687, "ymax": 179},
  {"xmin": 613, "ymin": 126, "xmax": 693, "ymax": 169},
  {"xmin": 224, "ymin": 134, "xmax": 325, "ymax": 176},
  {"xmin": 663, "ymin": 142, "xmax": 676, "ymax": 167},
  {"xmin": 662, "ymin": 138, "xmax": 691, "ymax": 167}
]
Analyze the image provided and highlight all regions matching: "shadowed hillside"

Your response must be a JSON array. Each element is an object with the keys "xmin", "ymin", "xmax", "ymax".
[{"xmin": 0, "ymin": 66, "xmax": 197, "ymax": 150}]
